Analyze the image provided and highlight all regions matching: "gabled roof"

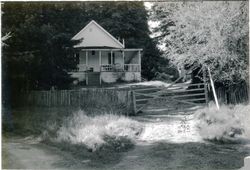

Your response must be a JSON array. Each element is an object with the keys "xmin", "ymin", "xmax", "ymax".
[{"xmin": 72, "ymin": 20, "xmax": 124, "ymax": 49}]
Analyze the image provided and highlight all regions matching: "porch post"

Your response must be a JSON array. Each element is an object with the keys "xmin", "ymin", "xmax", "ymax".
[
  {"xmin": 99, "ymin": 50, "xmax": 102, "ymax": 85},
  {"xmin": 86, "ymin": 50, "xmax": 88, "ymax": 85},
  {"xmin": 138, "ymin": 50, "xmax": 141, "ymax": 72},
  {"xmin": 122, "ymin": 50, "xmax": 125, "ymax": 71},
  {"xmin": 86, "ymin": 50, "xmax": 88, "ymax": 67},
  {"xmin": 111, "ymin": 50, "xmax": 113, "ymax": 65},
  {"xmin": 99, "ymin": 50, "xmax": 102, "ymax": 71}
]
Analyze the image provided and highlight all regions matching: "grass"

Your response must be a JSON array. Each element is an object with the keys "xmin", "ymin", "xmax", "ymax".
[
  {"xmin": 2, "ymin": 106, "xmax": 143, "ymax": 167},
  {"xmin": 48, "ymin": 110, "xmax": 143, "ymax": 151},
  {"xmin": 195, "ymin": 103, "xmax": 250, "ymax": 142}
]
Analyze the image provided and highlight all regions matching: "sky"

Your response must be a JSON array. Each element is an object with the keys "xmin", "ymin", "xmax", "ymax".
[{"xmin": 144, "ymin": 2, "xmax": 165, "ymax": 50}]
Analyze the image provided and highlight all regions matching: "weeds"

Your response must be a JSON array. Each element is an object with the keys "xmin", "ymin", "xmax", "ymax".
[
  {"xmin": 195, "ymin": 103, "xmax": 250, "ymax": 142},
  {"xmin": 52, "ymin": 110, "xmax": 143, "ymax": 151},
  {"xmin": 6, "ymin": 107, "xmax": 142, "ymax": 155}
]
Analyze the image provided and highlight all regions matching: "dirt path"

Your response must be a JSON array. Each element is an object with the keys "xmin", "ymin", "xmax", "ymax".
[
  {"xmin": 3, "ymin": 112, "xmax": 249, "ymax": 170},
  {"xmin": 2, "ymin": 136, "xmax": 95, "ymax": 170},
  {"xmin": 111, "ymin": 113, "xmax": 249, "ymax": 170}
]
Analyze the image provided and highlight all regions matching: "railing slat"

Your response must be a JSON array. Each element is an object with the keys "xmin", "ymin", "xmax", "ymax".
[
  {"xmin": 100, "ymin": 64, "xmax": 141, "ymax": 72},
  {"xmin": 172, "ymin": 93, "xmax": 206, "ymax": 98}
]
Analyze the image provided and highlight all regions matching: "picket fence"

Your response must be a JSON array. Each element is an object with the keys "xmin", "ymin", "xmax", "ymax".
[{"xmin": 18, "ymin": 88, "xmax": 135, "ymax": 115}]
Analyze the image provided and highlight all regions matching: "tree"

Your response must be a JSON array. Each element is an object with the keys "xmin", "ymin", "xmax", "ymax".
[
  {"xmin": 2, "ymin": 3, "xmax": 84, "ymax": 92},
  {"xmin": 150, "ymin": 1, "xmax": 248, "ymax": 86},
  {"xmin": 78, "ymin": 2, "xmax": 169, "ymax": 80},
  {"xmin": 3, "ymin": 1, "xmax": 172, "ymax": 98}
]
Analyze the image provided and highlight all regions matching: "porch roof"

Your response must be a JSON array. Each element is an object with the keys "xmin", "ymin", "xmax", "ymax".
[{"xmin": 77, "ymin": 48, "xmax": 143, "ymax": 51}]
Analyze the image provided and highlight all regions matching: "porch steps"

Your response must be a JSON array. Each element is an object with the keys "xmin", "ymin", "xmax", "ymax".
[{"xmin": 87, "ymin": 73, "xmax": 100, "ymax": 86}]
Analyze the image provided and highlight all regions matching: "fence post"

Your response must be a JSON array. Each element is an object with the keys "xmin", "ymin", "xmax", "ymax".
[
  {"xmin": 203, "ymin": 67, "xmax": 209, "ymax": 106},
  {"xmin": 78, "ymin": 90, "xmax": 81, "ymax": 107},
  {"xmin": 68, "ymin": 90, "xmax": 71, "ymax": 106},
  {"xmin": 208, "ymin": 67, "xmax": 220, "ymax": 110},
  {"xmin": 49, "ymin": 90, "xmax": 51, "ymax": 107},
  {"xmin": 130, "ymin": 86, "xmax": 136, "ymax": 115}
]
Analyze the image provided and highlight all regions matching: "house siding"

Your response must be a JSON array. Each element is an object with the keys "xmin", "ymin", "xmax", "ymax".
[
  {"xmin": 73, "ymin": 21, "xmax": 124, "ymax": 48},
  {"xmin": 71, "ymin": 20, "xmax": 142, "ymax": 85}
]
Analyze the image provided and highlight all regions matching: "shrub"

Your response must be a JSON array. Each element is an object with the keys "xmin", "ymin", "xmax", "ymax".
[
  {"xmin": 195, "ymin": 103, "xmax": 250, "ymax": 142},
  {"xmin": 44, "ymin": 110, "xmax": 143, "ymax": 151},
  {"xmin": 5, "ymin": 106, "xmax": 142, "ymax": 156}
]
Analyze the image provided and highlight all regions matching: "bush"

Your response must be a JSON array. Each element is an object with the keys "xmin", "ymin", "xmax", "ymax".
[
  {"xmin": 4, "ymin": 107, "xmax": 143, "ymax": 157},
  {"xmin": 195, "ymin": 103, "xmax": 250, "ymax": 142},
  {"xmin": 49, "ymin": 110, "xmax": 143, "ymax": 151}
]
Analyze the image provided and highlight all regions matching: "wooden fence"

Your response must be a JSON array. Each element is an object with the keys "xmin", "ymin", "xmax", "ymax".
[
  {"xmin": 214, "ymin": 82, "xmax": 249, "ymax": 104},
  {"xmin": 132, "ymin": 82, "xmax": 208, "ymax": 113},
  {"xmin": 17, "ymin": 88, "xmax": 135, "ymax": 115}
]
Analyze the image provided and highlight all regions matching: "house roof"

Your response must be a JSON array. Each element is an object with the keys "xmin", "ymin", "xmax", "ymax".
[{"xmin": 72, "ymin": 20, "xmax": 125, "ymax": 49}]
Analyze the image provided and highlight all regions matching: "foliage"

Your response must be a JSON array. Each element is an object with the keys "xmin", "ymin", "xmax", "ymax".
[
  {"xmin": 2, "ymin": 2, "xmax": 81, "ymax": 92},
  {"xmin": 195, "ymin": 104, "xmax": 250, "ymax": 142},
  {"xmin": 53, "ymin": 110, "xmax": 142, "ymax": 151},
  {"xmin": 79, "ymin": 2, "xmax": 171, "ymax": 80},
  {"xmin": 4, "ymin": 107, "xmax": 142, "ymax": 151},
  {"xmin": 3, "ymin": 107, "xmax": 142, "ymax": 166},
  {"xmin": 151, "ymin": 1, "xmax": 248, "ymax": 85},
  {"xmin": 1, "ymin": 32, "xmax": 12, "ymax": 46},
  {"xmin": 2, "ymin": 1, "xmax": 167, "ymax": 100}
]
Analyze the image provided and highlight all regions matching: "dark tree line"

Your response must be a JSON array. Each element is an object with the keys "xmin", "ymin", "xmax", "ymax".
[{"xmin": 2, "ymin": 2, "xmax": 175, "ymax": 107}]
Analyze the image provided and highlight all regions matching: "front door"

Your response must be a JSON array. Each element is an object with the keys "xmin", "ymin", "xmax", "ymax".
[{"xmin": 88, "ymin": 51, "xmax": 100, "ymax": 72}]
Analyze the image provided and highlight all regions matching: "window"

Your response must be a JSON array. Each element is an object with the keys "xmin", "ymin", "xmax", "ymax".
[
  {"xmin": 79, "ymin": 52, "xmax": 86, "ymax": 64},
  {"xmin": 113, "ymin": 54, "xmax": 115, "ymax": 64},
  {"xmin": 75, "ymin": 52, "xmax": 79, "ymax": 63},
  {"xmin": 91, "ymin": 51, "xmax": 95, "ymax": 55},
  {"xmin": 75, "ymin": 52, "xmax": 79, "ymax": 58},
  {"xmin": 108, "ymin": 53, "xmax": 111, "ymax": 64},
  {"xmin": 108, "ymin": 52, "xmax": 115, "ymax": 64}
]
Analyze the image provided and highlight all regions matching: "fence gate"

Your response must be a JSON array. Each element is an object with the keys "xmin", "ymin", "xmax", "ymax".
[{"xmin": 132, "ymin": 68, "xmax": 209, "ymax": 113}]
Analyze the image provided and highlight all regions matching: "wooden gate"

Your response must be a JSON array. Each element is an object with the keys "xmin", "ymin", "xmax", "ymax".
[{"xmin": 131, "ymin": 68, "xmax": 209, "ymax": 113}]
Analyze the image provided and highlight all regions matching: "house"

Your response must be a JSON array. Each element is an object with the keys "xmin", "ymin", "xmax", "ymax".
[{"xmin": 70, "ymin": 20, "xmax": 142, "ymax": 86}]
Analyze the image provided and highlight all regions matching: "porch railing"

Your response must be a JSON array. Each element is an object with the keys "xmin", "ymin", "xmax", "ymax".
[
  {"xmin": 124, "ymin": 64, "xmax": 140, "ymax": 72},
  {"xmin": 77, "ymin": 64, "xmax": 88, "ymax": 72},
  {"xmin": 101, "ymin": 64, "xmax": 113, "ymax": 72},
  {"xmin": 101, "ymin": 64, "xmax": 140, "ymax": 72},
  {"xmin": 73, "ymin": 64, "xmax": 141, "ymax": 72}
]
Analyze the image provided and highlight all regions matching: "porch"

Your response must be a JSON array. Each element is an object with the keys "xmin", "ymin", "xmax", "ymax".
[
  {"xmin": 70, "ymin": 48, "xmax": 142, "ymax": 85},
  {"xmin": 77, "ymin": 64, "xmax": 141, "ymax": 72},
  {"xmin": 73, "ymin": 48, "xmax": 142, "ymax": 73}
]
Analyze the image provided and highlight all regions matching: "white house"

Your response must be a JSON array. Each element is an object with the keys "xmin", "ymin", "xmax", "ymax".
[{"xmin": 70, "ymin": 20, "xmax": 142, "ymax": 86}]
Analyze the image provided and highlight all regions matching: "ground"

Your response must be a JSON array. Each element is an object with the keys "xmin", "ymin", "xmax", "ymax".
[
  {"xmin": 2, "ymin": 136, "xmax": 90, "ymax": 169},
  {"xmin": 3, "ymin": 111, "xmax": 250, "ymax": 170}
]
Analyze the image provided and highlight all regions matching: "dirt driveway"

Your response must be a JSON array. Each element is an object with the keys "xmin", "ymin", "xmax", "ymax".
[{"xmin": 2, "ymin": 136, "xmax": 97, "ymax": 170}]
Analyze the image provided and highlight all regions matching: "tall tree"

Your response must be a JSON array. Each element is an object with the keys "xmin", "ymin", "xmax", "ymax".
[
  {"xmin": 2, "ymin": 1, "xmax": 166, "ymax": 97},
  {"xmin": 150, "ymin": 1, "xmax": 248, "ymax": 86},
  {"xmin": 78, "ymin": 2, "xmax": 168, "ymax": 80},
  {"xmin": 2, "ymin": 2, "xmax": 84, "ymax": 93}
]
